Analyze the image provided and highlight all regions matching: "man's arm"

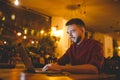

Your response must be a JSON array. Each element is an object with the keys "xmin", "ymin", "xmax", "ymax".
[
  {"xmin": 42, "ymin": 63, "xmax": 98, "ymax": 74},
  {"xmin": 61, "ymin": 64, "xmax": 98, "ymax": 74}
]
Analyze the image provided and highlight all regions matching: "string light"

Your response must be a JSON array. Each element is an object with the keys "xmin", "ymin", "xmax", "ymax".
[
  {"xmin": 118, "ymin": 46, "xmax": 120, "ymax": 50},
  {"xmin": 40, "ymin": 30, "xmax": 44, "ymax": 34},
  {"xmin": 24, "ymin": 29, "xmax": 28, "ymax": 34},
  {"xmin": 23, "ymin": 36, "xmax": 27, "ymax": 39},
  {"xmin": 2, "ymin": 16, "xmax": 5, "ymax": 21},
  {"xmin": 31, "ymin": 30, "xmax": 34, "ymax": 35},
  {"xmin": 17, "ymin": 32, "xmax": 22, "ymax": 36},
  {"xmin": 31, "ymin": 41, "xmax": 35, "ymax": 44},
  {"xmin": 36, "ymin": 41, "xmax": 39, "ymax": 44},
  {"xmin": 11, "ymin": 14, "xmax": 15, "ymax": 20},
  {"xmin": 4, "ymin": 41, "xmax": 7, "ymax": 44}
]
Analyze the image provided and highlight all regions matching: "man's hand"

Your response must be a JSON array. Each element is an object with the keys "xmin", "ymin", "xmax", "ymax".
[{"xmin": 42, "ymin": 63, "xmax": 63, "ymax": 72}]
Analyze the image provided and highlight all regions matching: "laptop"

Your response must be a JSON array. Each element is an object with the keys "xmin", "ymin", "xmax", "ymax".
[{"xmin": 17, "ymin": 43, "xmax": 63, "ymax": 74}]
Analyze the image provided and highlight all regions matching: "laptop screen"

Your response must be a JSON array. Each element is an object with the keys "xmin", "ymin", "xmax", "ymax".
[{"xmin": 17, "ymin": 43, "xmax": 34, "ymax": 70}]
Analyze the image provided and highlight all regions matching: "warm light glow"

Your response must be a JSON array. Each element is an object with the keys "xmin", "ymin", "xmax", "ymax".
[
  {"xmin": 118, "ymin": 51, "xmax": 120, "ymax": 57},
  {"xmin": 23, "ymin": 36, "xmax": 27, "ymax": 39},
  {"xmin": 36, "ymin": 41, "xmax": 39, "ymax": 44},
  {"xmin": 31, "ymin": 30, "xmax": 34, "ymax": 35},
  {"xmin": 40, "ymin": 30, "xmax": 44, "ymax": 34},
  {"xmin": 51, "ymin": 30, "xmax": 63, "ymax": 37},
  {"xmin": 51, "ymin": 27, "xmax": 63, "ymax": 37},
  {"xmin": 55, "ymin": 30, "xmax": 63, "ymax": 37},
  {"xmin": 14, "ymin": 0, "xmax": 19, "ymax": 6},
  {"xmin": 45, "ymin": 54, "xmax": 50, "ymax": 58},
  {"xmin": 51, "ymin": 27, "xmax": 56, "ymax": 31},
  {"xmin": 17, "ymin": 32, "xmax": 22, "ymax": 36},
  {"xmin": 4, "ymin": 41, "xmax": 7, "ymax": 44},
  {"xmin": 48, "ymin": 77, "xmax": 71, "ymax": 80},
  {"xmin": 44, "ymin": 33, "xmax": 47, "ymax": 36},
  {"xmin": 2, "ymin": 16, "xmax": 5, "ymax": 21},
  {"xmin": 24, "ymin": 29, "xmax": 27, "ymax": 34},
  {"xmin": 31, "ymin": 41, "xmax": 35, "ymax": 44},
  {"xmin": 11, "ymin": 14, "xmax": 15, "ymax": 20},
  {"xmin": 118, "ymin": 46, "xmax": 120, "ymax": 50}
]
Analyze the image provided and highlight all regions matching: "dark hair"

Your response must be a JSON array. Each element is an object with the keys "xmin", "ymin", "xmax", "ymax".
[{"xmin": 66, "ymin": 18, "xmax": 85, "ymax": 28}]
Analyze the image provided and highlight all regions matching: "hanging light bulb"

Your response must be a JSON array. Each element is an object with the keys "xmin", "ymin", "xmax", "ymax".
[
  {"xmin": 31, "ymin": 41, "xmax": 35, "ymax": 44},
  {"xmin": 40, "ymin": 30, "xmax": 44, "ymax": 34},
  {"xmin": 17, "ymin": 32, "xmax": 22, "ymax": 36},
  {"xmin": 11, "ymin": 14, "xmax": 15, "ymax": 20},
  {"xmin": 4, "ymin": 41, "xmax": 7, "ymax": 44},
  {"xmin": 14, "ymin": 0, "xmax": 19, "ymax": 6},
  {"xmin": 2, "ymin": 16, "xmax": 5, "ymax": 21}
]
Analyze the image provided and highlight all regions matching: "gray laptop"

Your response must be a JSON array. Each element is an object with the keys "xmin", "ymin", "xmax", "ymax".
[{"xmin": 17, "ymin": 43, "xmax": 62, "ymax": 74}]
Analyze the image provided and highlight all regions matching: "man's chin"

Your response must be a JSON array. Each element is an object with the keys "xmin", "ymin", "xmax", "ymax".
[
  {"xmin": 71, "ymin": 37, "xmax": 81, "ymax": 44},
  {"xmin": 71, "ymin": 39, "xmax": 77, "ymax": 43},
  {"xmin": 73, "ymin": 39, "xmax": 81, "ymax": 44}
]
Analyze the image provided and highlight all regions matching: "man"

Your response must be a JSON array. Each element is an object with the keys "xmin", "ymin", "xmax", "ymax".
[{"xmin": 42, "ymin": 18, "xmax": 104, "ymax": 74}]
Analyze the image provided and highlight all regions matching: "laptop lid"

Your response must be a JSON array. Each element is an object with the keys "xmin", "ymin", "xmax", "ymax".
[
  {"xmin": 17, "ymin": 43, "xmax": 64, "ymax": 74},
  {"xmin": 17, "ymin": 43, "xmax": 34, "ymax": 70}
]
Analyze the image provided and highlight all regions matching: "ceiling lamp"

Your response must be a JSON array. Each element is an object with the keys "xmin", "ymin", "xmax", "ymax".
[
  {"xmin": 14, "ymin": 0, "xmax": 19, "ymax": 6},
  {"xmin": 64, "ymin": 0, "xmax": 86, "ymax": 19}
]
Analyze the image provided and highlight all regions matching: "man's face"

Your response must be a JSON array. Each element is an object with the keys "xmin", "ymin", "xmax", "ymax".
[{"xmin": 67, "ymin": 24, "xmax": 84, "ymax": 43}]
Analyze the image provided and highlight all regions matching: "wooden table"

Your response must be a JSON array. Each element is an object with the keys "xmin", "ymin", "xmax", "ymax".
[{"xmin": 0, "ymin": 68, "xmax": 116, "ymax": 80}]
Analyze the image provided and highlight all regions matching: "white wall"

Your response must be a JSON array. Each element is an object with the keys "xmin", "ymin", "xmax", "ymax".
[{"xmin": 51, "ymin": 17, "xmax": 70, "ymax": 58}]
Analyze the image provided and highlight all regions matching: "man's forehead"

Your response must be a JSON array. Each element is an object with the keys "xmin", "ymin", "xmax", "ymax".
[
  {"xmin": 67, "ymin": 27, "xmax": 75, "ymax": 33},
  {"xmin": 67, "ymin": 24, "xmax": 78, "ymax": 30},
  {"xmin": 67, "ymin": 26, "xmax": 73, "ymax": 31}
]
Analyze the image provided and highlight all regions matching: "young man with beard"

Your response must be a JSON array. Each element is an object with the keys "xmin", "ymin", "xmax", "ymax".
[{"xmin": 42, "ymin": 18, "xmax": 104, "ymax": 74}]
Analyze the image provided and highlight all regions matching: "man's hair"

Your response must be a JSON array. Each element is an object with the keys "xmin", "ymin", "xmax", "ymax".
[{"xmin": 66, "ymin": 18, "xmax": 85, "ymax": 28}]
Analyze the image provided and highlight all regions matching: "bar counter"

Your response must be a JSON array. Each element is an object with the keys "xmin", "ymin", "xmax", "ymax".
[{"xmin": 0, "ymin": 68, "xmax": 117, "ymax": 80}]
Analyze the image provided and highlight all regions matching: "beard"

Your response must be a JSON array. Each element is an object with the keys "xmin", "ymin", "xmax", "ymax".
[
  {"xmin": 71, "ymin": 36, "xmax": 81, "ymax": 44},
  {"xmin": 76, "ymin": 36, "xmax": 81, "ymax": 44}
]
